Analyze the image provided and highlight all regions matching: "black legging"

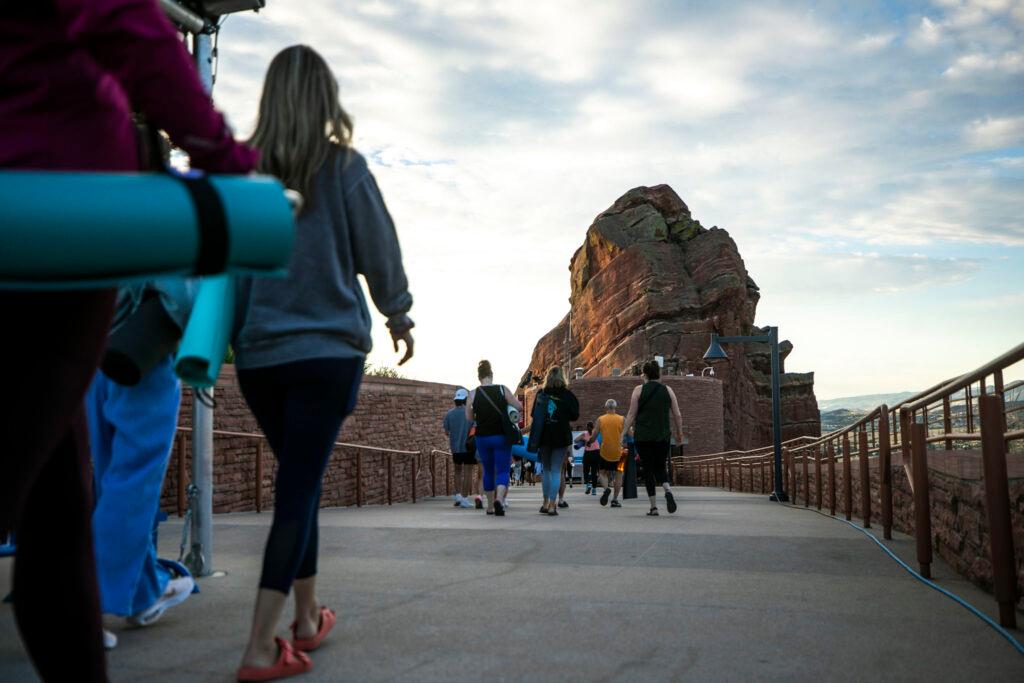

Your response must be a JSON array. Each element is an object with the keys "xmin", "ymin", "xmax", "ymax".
[
  {"xmin": 583, "ymin": 450, "xmax": 600, "ymax": 487},
  {"xmin": 1, "ymin": 290, "xmax": 115, "ymax": 682},
  {"xmin": 238, "ymin": 357, "xmax": 362, "ymax": 593},
  {"xmin": 635, "ymin": 440, "xmax": 670, "ymax": 498}
]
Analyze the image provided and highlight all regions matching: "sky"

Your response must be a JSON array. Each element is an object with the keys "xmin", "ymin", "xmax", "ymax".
[{"xmin": 208, "ymin": 0, "xmax": 1024, "ymax": 399}]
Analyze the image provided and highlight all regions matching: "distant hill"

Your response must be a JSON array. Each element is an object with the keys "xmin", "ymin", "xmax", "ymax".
[
  {"xmin": 818, "ymin": 391, "xmax": 917, "ymax": 413},
  {"xmin": 820, "ymin": 408, "xmax": 868, "ymax": 433}
]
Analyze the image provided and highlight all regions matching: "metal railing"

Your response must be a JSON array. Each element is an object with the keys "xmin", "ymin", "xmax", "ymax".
[
  {"xmin": 171, "ymin": 427, "xmax": 450, "ymax": 513},
  {"xmin": 672, "ymin": 341, "xmax": 1024, "ymax": 628}
]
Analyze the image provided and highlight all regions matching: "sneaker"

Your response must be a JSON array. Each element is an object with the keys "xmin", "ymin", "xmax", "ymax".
[
  {"xmin": 502, "ymin": 498, "xmax": 510, "ymax": 509},
  {"xmin": 557, "ymin": 500, "xmax": 568, "ymax": 508},
  {"xmin": 494, "ymin": 500, "xmax": 505, "ymax": 516},
  {"xmin": 591, "ymin": 488, "xmax": 597, "ymax": 496},
  {"xmin": 610, "ymin": 500, "xmax": 622, "ymax": 508},
  {"xmin": 127, "ymin": 576, "xmax": 194, "ymax": 626},
  {"xmin": 600, "ymin": 489, "xmax": 611, "ymax": 506},
  {"xmin": 547, "ymin": 508, "xmax": 558, "ymax": 516},
  {"xmin": 459, "ymin": 498, "xmax": 474, "ymax": 509},
  {"xmin": 665, "ymin": 490, "xmax": 677, "ymax": 514},
  {"xmin": 103, "ymin": 629, "xmax": 117, "ymax": 650},
  {"xmin": 475, "ymin": 497, "xmax": 483, "ymax": 509},
  {"xmin": 585, "ymin": 484, "xmax": 592, "ymax": 495},
  {"xmin": 647, "ymin": 508, "xmax": 659, "ymax": 516}
]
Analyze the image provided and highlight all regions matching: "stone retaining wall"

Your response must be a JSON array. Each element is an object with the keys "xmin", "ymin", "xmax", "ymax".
[
  {"xmin": 682, "ymin": 450, "xmax": 1024, "ymax": 600},
  {"xmin": 163, "ymin": 366, "xmax": 462, "ymax": 514}
]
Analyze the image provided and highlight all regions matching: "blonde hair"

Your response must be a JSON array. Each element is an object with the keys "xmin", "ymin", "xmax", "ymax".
[
  {"xmin": 543, "ymin": 366, "xmax": 567, "ymax": 391},
  {"xmin": 249, "ymin": 45, "xmax": 353, "ymax": 204}
]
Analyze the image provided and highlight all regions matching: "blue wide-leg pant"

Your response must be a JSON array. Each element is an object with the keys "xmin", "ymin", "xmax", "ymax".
[{"xmin": 86, "ymin": 355, "xmax": 181, "ymax": 617}]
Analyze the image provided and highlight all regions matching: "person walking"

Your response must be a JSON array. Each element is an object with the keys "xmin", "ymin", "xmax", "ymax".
[
  {"xmin": 0, "ymin": 3, "xmax": 256, "ymax": 680},
  {"xmin": 588, "ymin": 399, "xmax": 625, "ymax": 508},
  {"xmin": 575, "ymin": 422, "xmax": 602, "ymax": 495},
  {"xmin": 443, "ymin": 389, "xmax": 476, "ymax": 509},
  {"xmin": 232, "ymin": 45, "xmax": 414, "ymax": 681},
  {"xmin": 466, "ymin": 360, "xmax": 522, "ymax": 516},
  {"xmin": 87, "ymin": 281, "xmax": 199, "ymax": 649},
  {"xmin": 621, "ymin": 360, "xmax": 684, "ymax": 516},
  {"xmin": 527, "ymin": 367, "xmax": 580, "ymax": 516}
]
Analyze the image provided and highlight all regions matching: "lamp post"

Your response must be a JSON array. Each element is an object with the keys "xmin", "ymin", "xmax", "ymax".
[{"xmin": 704, "ymin": 327, "xmax": 788, "ymax": 502}]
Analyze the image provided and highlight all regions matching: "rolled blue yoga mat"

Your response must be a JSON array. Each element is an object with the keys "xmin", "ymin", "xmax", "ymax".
[
  {"xmin": 0, "ymin": 171, "xmax": 294, "ymax": 289},
  {"xmin": 175, "ymin": 274, "xmax": 234, "ymax": 388}
]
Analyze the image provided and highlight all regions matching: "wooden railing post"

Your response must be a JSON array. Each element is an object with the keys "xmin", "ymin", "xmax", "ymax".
[
  {"xmin": 431, "ymin": 453, "xmax": 436, "ymax": 497},
  {"xmin": 787, "ymin": 449, "xmax": 795, "ymax": 504},
  {"xmin": 411, "ymin": 454, "xmax": 417, "ymax": 503},
  {"xmin": 979, "ymin": 394, "xmax": 1018, "ymax": 628},
  {"xmin": 814, "ymin": 445, "xmax": 823, "ymax": 510},
  {"xmin": 356, "ymin": 451, "xmax": 363, "ymax": 507},
  {"xmin": 802, "ymin": 451, "xmax": 809, "ymax": 507},
  {"xmin": 878, "ymin": 408, "xmax": 893, "ymax": 540},
  {"xmin": 387, "ymin": 453, "xmax": 393, "ymax": 505},
  {"xmin": 859, "ymin": 426, "xmax": 871, "ymax": 528},
  {"xmin": 255, "ymin": 439, "xmax": 264, "ymax": 514},
  {"xmin": 909, "ymin": 418, "xmax": 933, "ymax": 579},
  {"xmin": 176, "ymin": 433, "xmax": 186, "ymax": 518},
  {"xmin": 445, "ymin": 457, "xmax": 451, "ymax": 496},
  {"xmin": 842, "ymin": 433, "xmax": 852, "ymax": 521},
  {"xmin": 827, "ymin": 440, "xmax": 837, "ymax": 516}
]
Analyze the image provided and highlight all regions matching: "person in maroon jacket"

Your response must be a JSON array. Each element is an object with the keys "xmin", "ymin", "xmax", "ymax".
[{"xmin": 0, "ymin": 2, "xmax": 256, "ymax": 680}]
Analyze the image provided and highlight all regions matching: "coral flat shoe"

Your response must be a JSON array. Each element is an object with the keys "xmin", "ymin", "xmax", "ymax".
[
  {"xmin": 236, "ymin": 637, "xmax": 312, "ymax": 682},
  {"xmin": 291, "ymin": 606, "xmax": 336, "ymax": 652}
]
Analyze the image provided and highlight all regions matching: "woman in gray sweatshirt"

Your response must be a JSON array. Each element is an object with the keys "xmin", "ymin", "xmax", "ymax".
[{"xmin": 233, "ymin": 45, "xmax": 414, "ymax": 681}]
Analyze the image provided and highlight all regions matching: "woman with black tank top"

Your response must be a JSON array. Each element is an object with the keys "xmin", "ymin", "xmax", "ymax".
[
  {"xmin": 466, "ymin": 360, "xmax": 523, "ymax": 515},
  {"xmin": 621, "ymin": 360, "xmax": 684, "ymax": 516}
]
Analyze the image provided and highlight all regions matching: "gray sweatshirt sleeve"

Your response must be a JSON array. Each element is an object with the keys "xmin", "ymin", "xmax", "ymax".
[{"xmin": 343, "ymin": 162, "xmax": 414, "ymax": 320}]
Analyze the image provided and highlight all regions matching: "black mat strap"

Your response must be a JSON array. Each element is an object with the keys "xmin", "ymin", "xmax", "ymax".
[{"xmin": 178, "ymin": 175, "xmax": 229, "ymax": 275}]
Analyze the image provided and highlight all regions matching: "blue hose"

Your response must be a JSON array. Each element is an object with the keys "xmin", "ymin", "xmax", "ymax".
[{"xmin": 790, "ymin": 504, "xmax": 1024, "ymax": 657}]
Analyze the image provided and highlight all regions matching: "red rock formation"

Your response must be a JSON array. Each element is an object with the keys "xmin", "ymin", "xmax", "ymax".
[{"xmin": 523, "ymin": 185, "xmax": 820, "ymax": 450}]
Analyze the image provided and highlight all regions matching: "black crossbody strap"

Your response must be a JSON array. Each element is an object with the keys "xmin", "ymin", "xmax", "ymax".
[{"xmin": 177, "ymin": 174, "xmax": 230, "ymax": 276}]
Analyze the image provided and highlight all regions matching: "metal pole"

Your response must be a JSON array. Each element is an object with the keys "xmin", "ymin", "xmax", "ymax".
[
  {"xmin": 769, "ymin": 327, "xmax": 787, "ymax": 501},
  {"xmin": 186, "ymin": 30, "xmax": 217, "ymax": 577},
  {"xmin": 187, "ymin": 389, "xmax": 214, "ymax": 576}
]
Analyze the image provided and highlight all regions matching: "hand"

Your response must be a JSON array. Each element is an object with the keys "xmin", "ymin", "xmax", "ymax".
[{"xmin": 391, "ymin": 329, "xmax": 414, "ymax": 366}]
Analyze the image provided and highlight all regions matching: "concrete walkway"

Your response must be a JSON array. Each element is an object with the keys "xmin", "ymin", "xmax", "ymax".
[{"xmin": 2, "ymin": 486, "xmax": 1022, "ymax": 682}]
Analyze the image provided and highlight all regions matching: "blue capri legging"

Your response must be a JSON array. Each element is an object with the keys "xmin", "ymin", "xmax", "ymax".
[{"xmin": 475, "ymin": 434, "xmax": 512, "ymax": 491}]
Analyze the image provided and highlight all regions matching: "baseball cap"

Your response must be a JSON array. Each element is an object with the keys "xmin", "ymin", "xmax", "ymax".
[{"xmin": 454, "ymin": 388, "xmax": 469, "ymax": 401}]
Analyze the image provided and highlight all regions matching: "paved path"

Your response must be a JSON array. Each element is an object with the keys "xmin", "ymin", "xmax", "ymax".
[{"xmin": 2, "ymin": 486, "xmax": 1023, "ymax": 681}]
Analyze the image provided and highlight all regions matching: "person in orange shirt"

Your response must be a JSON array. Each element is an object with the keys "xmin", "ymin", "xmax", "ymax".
[{"xmin": 588, "ymin": 399, "xmax": 626, "ymax": 507}]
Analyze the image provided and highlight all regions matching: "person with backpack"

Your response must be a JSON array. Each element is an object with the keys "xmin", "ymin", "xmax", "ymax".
[
  {"xmin": 621, "ymin": 360, "xmax": 684, "ymax": 516},
  {"xmin": 443, "ymin": 388, "xmax": 477, "ymax": 509},
  {"xmin": 465, "ymin": 360, "xmax": 522, "ymax": 516},
  {"xmin": 527, "ymin": 366, "xmax": 580, "ymax": 516},
  {"xmin": 232, "ymin": 45, "xmax": 414, "ymax": 681}
]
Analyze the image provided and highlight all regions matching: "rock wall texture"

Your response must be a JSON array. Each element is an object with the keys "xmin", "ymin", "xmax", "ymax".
[
  {"xmin": 165, "ymin": 366, "xmax": 463, "ymax": 514},
  {"xmin": 524, "ymin": 185, "xmax": 819, "ymax": 450}
]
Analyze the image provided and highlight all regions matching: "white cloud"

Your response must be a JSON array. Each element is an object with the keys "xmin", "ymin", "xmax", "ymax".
[
  {"xmin": 967, "ymin": 115, "xmax": 1024, "ymax": 149},
  {"xmin": 944, "ymin": 49, "xmax": 1024, "ymax": 78},
  {"xmin": 853, "ymin": 33, "xmax": 896, "ymax": 52},
  {"xmin": 909, "ymin": 16, "xmax": 944, "ymax": 48}
]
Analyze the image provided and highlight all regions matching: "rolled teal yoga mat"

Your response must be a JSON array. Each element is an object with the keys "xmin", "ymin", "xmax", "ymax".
[
  {"xmin": 0, "ymin": 171, "xmax": 294, "ymax": 289},
  {"xmin": 175, "ymin": 274, "xmax": 234, "ymax": 388}
]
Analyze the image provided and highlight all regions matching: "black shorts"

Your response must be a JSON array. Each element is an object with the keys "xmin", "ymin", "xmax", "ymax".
[
  {"xmin": 452, "ymin": 451, "xmax": 477, "ymax": 466},
  {"xmin": 598, "ymin": 458, "xmax": 619, "ymax": 472}
]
